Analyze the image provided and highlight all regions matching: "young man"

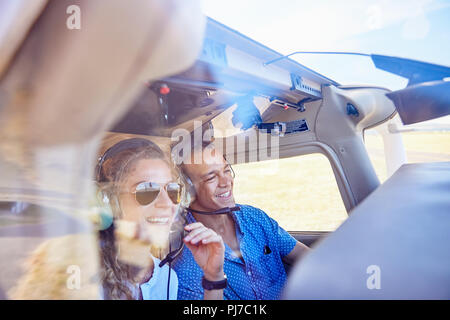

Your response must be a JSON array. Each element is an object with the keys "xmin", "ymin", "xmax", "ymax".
[{"xmin": 172, "ymin": 144, "xmax": 310, "ymax": 299}]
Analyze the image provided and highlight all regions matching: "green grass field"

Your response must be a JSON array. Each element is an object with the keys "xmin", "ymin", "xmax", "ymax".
[{"xmin": 232, "ymin": 132, "xmax": 450, "ymax": 232}]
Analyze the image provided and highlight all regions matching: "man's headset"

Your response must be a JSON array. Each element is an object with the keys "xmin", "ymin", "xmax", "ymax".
[{"xmin": 179, "ymin": 156, "xmax": 240, "ymax": 216}]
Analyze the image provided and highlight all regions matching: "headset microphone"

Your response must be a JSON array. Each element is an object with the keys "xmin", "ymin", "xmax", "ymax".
[{"xmin": 188, "ymin": 206, "xmax": 240, "ymax": 215}]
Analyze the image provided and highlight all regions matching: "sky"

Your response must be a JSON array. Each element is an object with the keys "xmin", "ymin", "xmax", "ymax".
[{"xmin": 201, "ymin": 0, "xmax": 450, "ymax": 124}]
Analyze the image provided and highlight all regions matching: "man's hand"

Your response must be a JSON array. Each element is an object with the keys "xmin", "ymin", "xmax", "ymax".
[{"xmin": 183, "ymin": 222, "xmax": 225, "ymax": 281}]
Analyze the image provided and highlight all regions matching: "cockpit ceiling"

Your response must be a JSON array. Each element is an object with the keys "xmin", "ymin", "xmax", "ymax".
[
  {"xmin": 111, "ymin": 61, "xmax": 324, "ymax": 137},
  {"xmin": 110, "ymin": 76, "xmax": 317, "ymax": 138},
  {"xmin": 111, "ymin": 17, "xmax": 336, "ymax": 138},
  {"xmin": 110, "ymin": 76, "xmax": 238, "ymax": 137}
]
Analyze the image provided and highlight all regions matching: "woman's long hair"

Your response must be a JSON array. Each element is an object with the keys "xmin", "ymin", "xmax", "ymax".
[{"xmin": 96, "ymin": 139, "xmax": 171, "ymax": 300}]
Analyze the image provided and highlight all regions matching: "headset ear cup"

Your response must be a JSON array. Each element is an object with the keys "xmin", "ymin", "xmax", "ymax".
[
  {"xmin": 181, "ymin": 187, "xmax": 191, "ymax": 208},
  {"xmin": 107, "ymin": 193, "xmax": 121, "ymax": 220},
  {"xmin": 97, "ymin": 184, "xmax": 125, "ymax": 230},
  {"xmin": 94, "ymin": 186, "xmax": 114, "ymax": 230},
  {"xmin": 188, "ymin": 177, "xmax": 196, "ymax": 204},
  {"xmin": 181, "ymin": 173, "xmax": 196, "ymax": 205}
]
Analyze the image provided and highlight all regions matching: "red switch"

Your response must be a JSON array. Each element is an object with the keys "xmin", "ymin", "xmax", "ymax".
[{"xmin": 159, "ymin": 84, "xmax": 170, "ymax": 95}]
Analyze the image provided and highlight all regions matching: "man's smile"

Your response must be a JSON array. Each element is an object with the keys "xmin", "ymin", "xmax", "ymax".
[{"xmin": 216, "ymin": 190, "xmax": 232, "ymax": 199}]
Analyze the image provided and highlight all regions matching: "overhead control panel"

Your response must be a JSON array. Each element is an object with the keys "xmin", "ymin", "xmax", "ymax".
[
  {"xmin": 199, "ymin": 35, "xmax": 323, "ymax": 101},
  {"xmin": 200, "ymin": 38, "xmax": 228, "ymax": 68},
  {"xmin": 290, "ymin": 73, "xmax": 322, "ymax": 98},
  {"xmin": 191, "ymin": 18, "xmax": 337, "ymax": 104},
  {"xmin": 256, "ymin": 119, "xmax": 309, "ymax": 136}
]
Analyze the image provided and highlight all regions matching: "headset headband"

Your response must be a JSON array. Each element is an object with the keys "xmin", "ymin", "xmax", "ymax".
[{"xmin": 95, "ymin": 138, "xmax": 159, "ymax": 183}]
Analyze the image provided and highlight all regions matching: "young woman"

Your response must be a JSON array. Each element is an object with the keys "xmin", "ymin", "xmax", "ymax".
[{"xmin": 96, "ymin": 138, "xmax": 225, "ymax": 300}]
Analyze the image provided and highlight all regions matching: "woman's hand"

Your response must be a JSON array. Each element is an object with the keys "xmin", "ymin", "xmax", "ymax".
[{"xmin": 183, "ymin": 222, "xmax": 225, "ymax": 281}]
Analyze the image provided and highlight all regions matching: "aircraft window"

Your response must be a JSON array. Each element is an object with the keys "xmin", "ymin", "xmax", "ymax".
[
  {"xmin": 364, "ymin": 115, "xmax": 450, "ymax": 183},
  {"xmin": 400, "ymin": 117, "xmax": 450, "ymax": 164},
  {"xmin": 232, "ymin": 153, "xmax": 348, "ymax": 232},
  {"xmin": 364, "ymin": 130, "xmax": 389, "ymax": 183}
]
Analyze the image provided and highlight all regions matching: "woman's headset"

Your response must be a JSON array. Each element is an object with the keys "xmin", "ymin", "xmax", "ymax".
[
  {"xmin": 94, "ymin": 138, "xmax": 171, "ymax": 230},
  {"xmin": 95, "ymin": 138, "xmax": 190, "ymax": 269},
  {"xmin": 95, "ymin": 138, "xmax": 157, "ymax": 183}
]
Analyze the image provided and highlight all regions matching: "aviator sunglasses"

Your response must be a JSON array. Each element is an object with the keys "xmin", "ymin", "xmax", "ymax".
[{"xmin": 131, "ymin": 181, "xmax": 183, "ymax": 206}]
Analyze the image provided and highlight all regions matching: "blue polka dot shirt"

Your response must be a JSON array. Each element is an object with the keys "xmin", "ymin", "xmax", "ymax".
[{"xmin": 172, "ymin": 204, "xmax": 297, "ymax": 300}]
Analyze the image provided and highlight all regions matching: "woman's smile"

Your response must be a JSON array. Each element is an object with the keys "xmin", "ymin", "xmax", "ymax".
[{"xmin": 145, "ymin": 216, "xmax": 171, "ymax": 225}]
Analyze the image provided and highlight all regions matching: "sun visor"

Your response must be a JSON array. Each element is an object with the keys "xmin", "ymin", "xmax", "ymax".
[{"xmin": 386, "ymin": 80, "xmax": 450, "ymax": 125}]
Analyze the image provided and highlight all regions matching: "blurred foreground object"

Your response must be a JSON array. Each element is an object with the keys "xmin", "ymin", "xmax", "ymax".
[
  {"xmin": 0, "ymin": 0, "xmax": 204, "ymax": 299},
  {"xmin": 114, "ymin": 220, "xmax": 154, "ymax": 270},
  {"xmin": 8, "ymin": 234, "xmax": 99, "ymax": 299}
]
